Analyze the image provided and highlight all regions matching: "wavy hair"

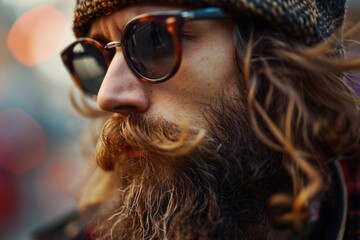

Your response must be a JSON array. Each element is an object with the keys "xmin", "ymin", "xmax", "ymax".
[{"xmin": 232, "ymin": 18, "xmax": 360, "ymax": 228}]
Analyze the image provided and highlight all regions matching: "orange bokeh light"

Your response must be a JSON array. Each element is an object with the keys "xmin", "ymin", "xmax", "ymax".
[{"xmin": 6, "ymin": 5, "xmax": 69, "ymax": 66}]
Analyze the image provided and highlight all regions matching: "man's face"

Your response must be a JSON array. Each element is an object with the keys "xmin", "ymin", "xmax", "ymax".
[
  {"xmin": 89, "ymin": 5, "xmax": 238, "ymax": 130},
  {"xmin": 81, "ymin": 5, "xmax": 288, "ymax": 239}
]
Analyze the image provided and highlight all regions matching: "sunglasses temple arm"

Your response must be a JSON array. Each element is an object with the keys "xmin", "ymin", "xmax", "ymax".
[
  {"xmin": 105, "ymin": 41, "xmax": 122, "ymax": 49},
  {"xmin": 181, "ymin": 7, "xmax": 229, "ymax": 20}
]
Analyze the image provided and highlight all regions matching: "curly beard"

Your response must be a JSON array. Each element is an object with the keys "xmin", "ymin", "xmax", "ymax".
[{"xmin": 86, "ymin": 96, "xmax": 290, "ymax": 240}]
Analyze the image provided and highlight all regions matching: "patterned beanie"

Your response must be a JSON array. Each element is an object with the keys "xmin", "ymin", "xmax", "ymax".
[{"xmin": 73, "ymin": 0, "xmax": 347, "ymax": 45}]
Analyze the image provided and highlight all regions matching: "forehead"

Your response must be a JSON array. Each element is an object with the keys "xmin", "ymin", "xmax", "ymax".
[{"xmin": 88, "ymin": 4, "xmax": 188, "ymax": 38}]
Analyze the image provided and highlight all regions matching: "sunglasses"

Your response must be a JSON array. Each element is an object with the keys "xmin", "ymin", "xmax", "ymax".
[{"xmin": 61, "ymin": 7, "xmax": 231, "ymax": 97}]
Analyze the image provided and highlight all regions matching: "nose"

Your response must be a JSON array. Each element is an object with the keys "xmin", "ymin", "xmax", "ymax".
[{"xmin": 97, "ymin": 52, "xmax": 149, "ymax": 114}]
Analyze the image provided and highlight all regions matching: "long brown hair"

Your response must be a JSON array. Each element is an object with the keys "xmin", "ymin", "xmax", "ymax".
[{"xmin": 233, "ymin": 18, "xmax": 360, "ymax": 228}]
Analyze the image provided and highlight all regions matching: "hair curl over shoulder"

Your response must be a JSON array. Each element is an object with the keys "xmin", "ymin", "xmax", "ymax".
[{"xmin": 233, "ymin": 18, "xmax": 360, "ymax": 228}]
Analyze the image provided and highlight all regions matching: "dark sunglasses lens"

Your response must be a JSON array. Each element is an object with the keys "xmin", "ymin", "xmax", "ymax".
[
  {"xmin": 70, "ymin": 41, "xmax": 108, "ymax": 95},
  {"xmin": 127, "ymin": 21, "xmax": 175, "ymax": 80}
]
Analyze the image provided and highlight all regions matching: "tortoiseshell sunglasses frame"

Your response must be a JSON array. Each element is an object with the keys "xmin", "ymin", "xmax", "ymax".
[{"xmin": 61, "ymin": 7, "xmax": 231, "ymax": 97}]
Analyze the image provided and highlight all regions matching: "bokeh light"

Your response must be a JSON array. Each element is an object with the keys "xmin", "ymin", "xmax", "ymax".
[
  {"xmin": 6, "ymin": 5, "xmax": 69, "ymax": 66},
  {"xmin": 0, "ymin": 169, "xmax": 19, "ymax": 230},
  {"xmin": 0, "ymin": 109, "xmax": 47, "ymax": 173},
  {"xmin": 40, "ymin": 157, "xmax": 83, "ymax": 196},
  {"xmin": 36, "ymin": 156, "xmax": 84, "ymax": 220}
]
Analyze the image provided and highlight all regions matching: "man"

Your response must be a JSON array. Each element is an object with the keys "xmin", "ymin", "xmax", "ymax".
[{"xmin": 34, "ymin": 0, "xmax": 359, "ymax": 239}]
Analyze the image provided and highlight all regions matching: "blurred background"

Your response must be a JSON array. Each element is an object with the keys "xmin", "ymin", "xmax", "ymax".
[
  {"xmin": 1, "ymin": 1, "xmax": 87, "ymax": 240},
  {"xmin": 0, "ymin": 1, "xmax": 359, "ymax": 240}
]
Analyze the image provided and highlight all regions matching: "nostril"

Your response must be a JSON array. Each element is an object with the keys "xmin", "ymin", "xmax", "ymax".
[
  {"xmin": 97, "ymin": 89, "xmax": 149, "ymax": 114},
  {"xmin": 113, "ymin": 105, "xmax": 143, "ymax": 114}
]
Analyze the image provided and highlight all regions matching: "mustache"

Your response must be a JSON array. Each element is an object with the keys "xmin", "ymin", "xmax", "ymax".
[
  {"xmin": 88, "ymin": 103, "xmax": 287, "ymax": 239},
  {"xmin": 96, "ymin": 114, "xmax": 206, "ymax": 171}
]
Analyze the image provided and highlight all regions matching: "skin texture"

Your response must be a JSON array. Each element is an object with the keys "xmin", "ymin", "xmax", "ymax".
[{"xmin": 89, "ymin": 5, "xmax": 238, "ymax": 129}]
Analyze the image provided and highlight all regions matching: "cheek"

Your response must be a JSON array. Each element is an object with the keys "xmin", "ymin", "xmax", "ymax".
[
  {"xmin": 147, "ymin": 35, "xmax": 238, "ymax": 126},
  {"xmin": 180, "ymin": 45, "xmax": 236, "ymax": 95}
]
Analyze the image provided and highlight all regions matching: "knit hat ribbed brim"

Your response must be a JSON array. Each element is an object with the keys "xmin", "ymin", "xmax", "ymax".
[{"xmin": 73, "ymin": 0, "xmax": 347, "ymax": 45}]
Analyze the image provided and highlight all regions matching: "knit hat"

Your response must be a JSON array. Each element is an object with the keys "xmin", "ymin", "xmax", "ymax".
[{"xmin": 73, "ymin": 0, "xmax": 347, "ymax": 45}]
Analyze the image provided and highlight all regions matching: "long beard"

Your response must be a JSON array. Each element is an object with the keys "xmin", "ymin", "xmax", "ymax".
[{"xmin": 88, "ymin": 97, "xmax": 290, "ymax": 240}]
